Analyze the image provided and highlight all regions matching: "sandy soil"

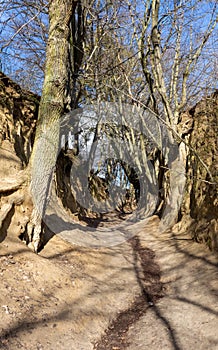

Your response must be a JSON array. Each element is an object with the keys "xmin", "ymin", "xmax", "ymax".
[{"xmin": 0, "ymin": 215, "xmax": 218, "ymax": 350}]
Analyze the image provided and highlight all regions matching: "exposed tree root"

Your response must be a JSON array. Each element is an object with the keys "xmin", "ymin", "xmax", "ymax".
[
  {"xmin": 0, "ymin": 203, "xmax": 13, "ymax": 228},
  {"xmin": 0, "ymin": 172, "xmax": 27, "ymax": 193},
  {"xmin": 26, "ymin": 208, "xmax": 45, "ymax": 253},
  {"xmin": 0, "ymin": 178, "xmax": 41, "ymax": 251}
]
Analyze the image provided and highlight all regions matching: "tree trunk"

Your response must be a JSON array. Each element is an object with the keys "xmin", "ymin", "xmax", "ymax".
[
  {"xmin": 0, "ymin": 0, "xmax": 90, "ymax": 253},
  {"xmin": 0, "ymin": 1, "xmax": 80, "ymax": 252},
  {"xmin": 26, "ymin": 0, "xmax": 79, "ymax": 251}
]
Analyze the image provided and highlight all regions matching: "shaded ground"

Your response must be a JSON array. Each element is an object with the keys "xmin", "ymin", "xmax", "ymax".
[{"xmin": 0, "ymin": 216, "xmax": 218, "ymax": 349}]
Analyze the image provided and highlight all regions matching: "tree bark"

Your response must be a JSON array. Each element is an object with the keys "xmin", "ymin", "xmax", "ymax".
[{"xmin": 27, "ymin": 0, "xmax": 78, "ymax": 251}]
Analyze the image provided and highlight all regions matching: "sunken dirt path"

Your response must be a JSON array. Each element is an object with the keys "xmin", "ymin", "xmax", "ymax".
[{"xmin": 0, "ymin": 216, "xmax": 218, "ymax": 350}]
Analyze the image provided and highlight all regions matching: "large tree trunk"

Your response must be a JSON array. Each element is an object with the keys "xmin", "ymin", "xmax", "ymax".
[
  {"xmin": 0, "ymin": 1, "xmax": 80, "ymax": 252},
  {"xmin": 26, "ymin": 0, "xmax": 79, "ymax": 252}
]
